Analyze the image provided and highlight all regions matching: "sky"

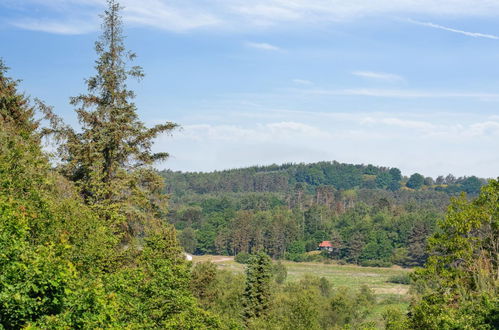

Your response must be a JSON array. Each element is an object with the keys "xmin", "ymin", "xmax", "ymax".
[{"xmin": 1, "ymin": 0, "xmax": 499, "ymax": 178}]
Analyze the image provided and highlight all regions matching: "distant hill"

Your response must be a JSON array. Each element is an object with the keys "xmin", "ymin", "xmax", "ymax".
[
  {"xmin": 160, "ymin": 161, "xmax": 485, "ymax": 197},
  {"xmin": 159, "ymin": 161, "xmax": 489, "ymax": 266}
]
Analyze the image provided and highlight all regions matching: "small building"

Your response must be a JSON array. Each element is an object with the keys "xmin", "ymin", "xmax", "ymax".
[{"xmin": 318, "ymin": 240, "xmax": 334, "ymax": 252}]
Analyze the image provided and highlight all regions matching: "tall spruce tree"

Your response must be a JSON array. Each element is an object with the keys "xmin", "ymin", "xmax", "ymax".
[
  {"xmin": 44, "ymin": 0, "xmax": 177, "ymax": 238},
  {"xmin": 243, "ymin": 252, "xmax": 273, "ymax": 321},
  {"xmin": 37, "ymin": 2, "xmax": 224, "ymax": 327}
]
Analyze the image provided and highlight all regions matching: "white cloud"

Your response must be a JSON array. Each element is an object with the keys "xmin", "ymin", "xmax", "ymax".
[
  {"xmin": 306, "ymin": 88, "xmax": 499, "ymax": 99},
  {"xmin": 361, "ymin": 117, "xmax": 436, "ymax": 130},
  {"xmin": 122, "ymin": 1, "xmax": 220, "ymax": 32},
  {"xmin": 352, "ymin": 71, "xmax": 404, "ymax": 82},
  {"xmin": 468, "ymin": 121, "xmax": 499, "ymax": 136},
  {"xmin": 245, "ymin": 41, "xmax": 281, "ymax": 51},
  {"xmin": 155, "ymin": 112, "xmax": 499, "ymax": 177},
  {"xmin": 10, "ymin": 18, "xmax": 97, "ymax": 35},
  {"xmin": 407, "ymin": 19, "xmax": 499, "ymax": 40},
  {"xmin": 292, "ymin": 79, "xmax": 313, "ymax": 85},
  {"xmin": 9, "ymin": 0, "xmax": 499, "ymax": 33}
]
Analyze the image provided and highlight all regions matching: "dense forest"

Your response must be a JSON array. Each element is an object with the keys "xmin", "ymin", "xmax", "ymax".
[
  {"xmin": 0, "ymin": 1, "xmax": 497, "ymax": 329},
  {"xmin": 161, "ymin": 162, "xmax": 486, "ymax": 196},
  {"xmin": 162, "ymin": 164, "xmax": 487, "ymax": 268}
]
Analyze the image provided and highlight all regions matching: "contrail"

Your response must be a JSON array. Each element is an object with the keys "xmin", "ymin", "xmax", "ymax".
[{"xmin": 407, "ymin": 18, "xmax": 499, "ymax": 40}]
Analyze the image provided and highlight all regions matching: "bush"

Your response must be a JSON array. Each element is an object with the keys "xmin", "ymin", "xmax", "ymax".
[
  {"xmin": 285, "ymin": 252, "xmax": 306, "ymax": 262},
  {"xmin": 285, "ymin": 252, "xmax": 325, "ymax": 263},
  {"xmin": 360, "ymin": 259, "xmax": 393, "ymax": 267},
  {"xmin": 387, "ymin": 273, "xmax": 411, "ymax": 285},
  {"xmin": 234, "ymin": 252, "xmax": 253, "ymax": 264},
  {"xmin": 383, "ymin": 307, "xmax": 409, "ymax": 329},
  {"xmin": 272, "ymin": 261, "xmax": 287, "ymax": 284}
]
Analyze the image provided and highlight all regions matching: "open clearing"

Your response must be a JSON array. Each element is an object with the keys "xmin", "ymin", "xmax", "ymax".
[
  {"xmin": 192, "ymin": 255, "xmax": 410, "ymax": 295},
  {"xmin": 192, "ymin": 255, "xmax": 411, "ymax": 326}
]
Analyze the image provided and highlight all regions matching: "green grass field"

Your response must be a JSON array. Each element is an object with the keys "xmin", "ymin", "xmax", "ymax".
[{"xmin": 192, "ymin": 255, "xmax": 412, "ymax": 327}]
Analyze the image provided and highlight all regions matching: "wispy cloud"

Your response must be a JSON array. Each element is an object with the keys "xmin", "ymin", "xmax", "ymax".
[
  {"xmin": 361, "ymin": 117, "xmax": 436, "ymax": 130},
  {"xmin": 352, "ymin": 71, "xmax": 404, "ymax": 82},
  {"xmin": 8, "ymin": 0, "xmax": 499, "ymax": 34},
  {"xmin": 157, "ymin": 112, "xmax": 499, "ymax": 176},
  {"xmin": 306, "ymin": 88, "xmax": 499, "ymax": 99},
  {"xmin": 407, "ymin": 18, "xmax": 499, "ymax": 39},
  {"xmin": 122, "ymin": 1, "xmax": 220, "ymax": 32},
  {"xmin": 4, "ymin": 0, "xmax": 221, "ymax": 34},
  {"xmin": 245, "ymin": 41, "xmax": 281, "ymax": 51},
  {"xmin": 292, "ymin": 79, "xmax": 313, "ymax": 85},
  {"xmin": 10, "ymin": 18, "xmax": 97, "ymax": 35}
]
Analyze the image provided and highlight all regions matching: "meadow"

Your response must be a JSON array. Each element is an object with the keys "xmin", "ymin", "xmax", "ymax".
[{"xmin": 192, "ymin": 255, "xmax": 412, "ymax": 326}]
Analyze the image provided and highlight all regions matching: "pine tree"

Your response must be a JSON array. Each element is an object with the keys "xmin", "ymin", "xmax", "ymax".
[
  {"xmin": 0, "ymin": 60, "xmax": 38, "ymax": 137},
  {"xmin": 243, "ymin": 252, "xmax": 273, "ymax": 320},
  {"xmin": 43, "ymin": 0, "xmax": 177, "ymax": 238},
  {"xmin": 405, "ymin": 220, "xmax": 431, "ymax": 267},
  {"xmin": 36, "ymin": 2, "xmax": 223, "ymax": 326}
]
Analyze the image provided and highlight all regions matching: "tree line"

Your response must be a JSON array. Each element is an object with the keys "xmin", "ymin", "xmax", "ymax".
[
  {"xmin": 161, "ymin": 161, "xmax": 486, "ymax": 196},
  {"xmin": 172, "ymin": 190, "xmax": 441, "ymax": 267}
]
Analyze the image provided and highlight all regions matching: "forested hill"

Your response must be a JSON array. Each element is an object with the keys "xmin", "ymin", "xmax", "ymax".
[{"xmin": 160, "ymin": 161, "xmax": 485, "ymax": 196}]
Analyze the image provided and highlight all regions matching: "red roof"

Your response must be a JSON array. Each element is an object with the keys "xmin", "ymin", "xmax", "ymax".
[{"xmin": 319, "ymin": 241, "xmax": 333, "ymax": 248}]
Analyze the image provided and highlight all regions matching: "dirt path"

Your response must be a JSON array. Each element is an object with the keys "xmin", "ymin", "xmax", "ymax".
[{"xmin": 211, "ymin": 256, "xmax": 234, "ymax": 263}]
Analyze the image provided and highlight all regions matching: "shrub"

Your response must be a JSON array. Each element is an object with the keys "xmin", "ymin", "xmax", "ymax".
[
  {"xmin": 387, "ymin": 273, "xmax": 411, "ymax": 285},
  {"xmin": 234, "ymin": 252, "xmax": 253, "ymax": 264},
  {"xmin": 360, "ymin": 259, "xmax": 393, "ymax": 267},
  {"xmin": 272, "ymin": 261, "xmax": 288, "ymax": 284}
]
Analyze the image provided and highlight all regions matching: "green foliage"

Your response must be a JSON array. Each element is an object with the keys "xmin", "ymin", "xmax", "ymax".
[
  {"xmin": 0, "ymin": 59, "xmax": 119, "ymax": 328},
  {"xmin": 272, "ymin": 261, "xmax": 288, "ymax": 284},
  {"xmin": 0, "ymin": 2, "xmax": 222, "ymax": 328},
  {"xmin": 406, "ymin": 173, "xmax": 425, "ymax": 189},
  {"xmin": 407, "ymin": 179, "xmax": 499, "ymax": 329},
  {"xmin": 383, "ymin": 307, "xmax": 409, "ymax": 330},
  {"xmin": 191, "ymin": 262, "xmax": 219, "ymax": 302},
  {"xmin": 461, "ymin": 175, "xmax": 483, "ymax": 194},
  {"xmin": 387, "ymin": 273, "xmax": 411, "ymax": 285},
  {"xmin": 243, "ymin": 252, "xmax": 273, "ymax": 320},
  {"xmin": 179, "ymin": 226, "xmax": 198, "ymax": 253},
  {"xmin": 162, "ymin": 162, "xmax": 408, "ymax": 194},
  {"xmin": 360, "ymin": 259, "xmax": 393, "ymax": 267},
  {"xmin": 389, "ymin": 168, "xmax": 402, "ymax": 182},
  {"xmin": 360, "ymin": 231, "xmax": 393, "ymax": 262},
  {"xmin": 242, "ymin": 275, "xmax": 378, "ymax": 329},
  {"xmin": 235, "ymin": 252, "xmax": 254, "ymax": 264},
  {"xmin": 42, "ymin": 0, "xmax": 177, "ymax": 239}
]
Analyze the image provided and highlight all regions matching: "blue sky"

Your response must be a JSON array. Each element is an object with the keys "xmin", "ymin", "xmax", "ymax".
[{"xmin": 1, "ymin": 0, "xmax": 499, "ymax": 178}]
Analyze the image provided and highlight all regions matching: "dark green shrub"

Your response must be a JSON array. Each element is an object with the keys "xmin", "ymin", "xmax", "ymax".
[
  {"xmin": 387, "ymin": 273, "xmax": 411, "ymax": 285},
  {"xmin": 234, "ymin": 252, "xmax": 253, "ymax": 264},
  {"xmin": 272, "ymin": 261, "xmax": 287, "ymax": 284},
  {"xmin": 360, "ymin": 259, "xmax": 393, "ymax": 267}
]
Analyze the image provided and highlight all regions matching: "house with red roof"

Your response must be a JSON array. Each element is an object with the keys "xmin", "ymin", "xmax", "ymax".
[{"xmin": 318, "ymin": 240, "xmax": 334, "ymax": 252}]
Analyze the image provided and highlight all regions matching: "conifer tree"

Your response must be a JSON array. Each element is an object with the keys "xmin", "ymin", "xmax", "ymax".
[
  {"xmin": 44, "ymin": 0, "xmax": 177, "ymax": 237},
  {"xmin": 243, "ymin": 252, "xmax": 273, "ymax": 320},
  {"xmin": 36, "ymin": 2, "xmax": 223, "ymax": 327},
  {"xmin": 0, "ymin": 60, "xmax": 38, "ymax": 137}
]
